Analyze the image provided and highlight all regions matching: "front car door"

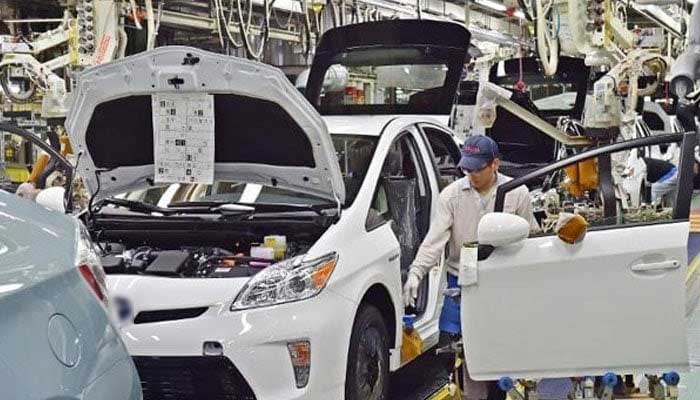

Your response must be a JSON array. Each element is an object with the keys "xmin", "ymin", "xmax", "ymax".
[{"xmin": 460, "ymin": 132, "xmax": 694, "ymax": 380}]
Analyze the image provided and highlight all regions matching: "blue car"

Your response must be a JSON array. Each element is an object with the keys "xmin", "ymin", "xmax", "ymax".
[{"xmin": 0, "ymin": 190, "xmax": 142, "ymax": 400}]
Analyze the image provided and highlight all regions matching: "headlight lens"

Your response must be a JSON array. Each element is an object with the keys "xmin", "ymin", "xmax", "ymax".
[{"xmin": 231, "ymin": 252, "xmax": 338, "ymax": 311}]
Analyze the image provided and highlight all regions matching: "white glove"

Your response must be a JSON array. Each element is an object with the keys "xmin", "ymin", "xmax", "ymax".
[{"xmin": 402, "ymin": 269, "xmax": 422, "ymax": 308}]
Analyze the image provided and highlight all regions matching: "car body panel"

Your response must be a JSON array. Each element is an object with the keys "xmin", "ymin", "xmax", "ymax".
[
  {"xmin": 0, "ymin": 191, "xmax": 141, "ymax": 400},
  {"xmin": 461, "ymin": 222, "xmax": 688, "ymax": 380},
  {"xmin": 103, "ymin": 116, "xmax": 461, "ymax": 398},
  {"xmin": 109, "ymin": 275, "xmax": 356, "ymax": 400},
  {"xmin": 459, "ymin": 134, "xmax": 692, "ymax": 380},
  {"xmin": 66, "ymin": 46, "xmax": 345, "ymax": 203}
]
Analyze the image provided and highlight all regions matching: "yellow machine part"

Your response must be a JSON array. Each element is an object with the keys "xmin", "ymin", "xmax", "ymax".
[
  {"xmin": 400, "ymin": 329, "xmax": 423, "ymax": 365},
  {"xmin": 60, "ymin": 135, "xmax": 73, "ymax": 156},
  {"xmin": 427, "ymin": 385, "xmax": 461, "ymax": 400},
  {"xmin": 5, "ymin": 163, "xmax": 29, "ymax": 182},
  {"xmin": 562, "ymin": 158, "xmax": 598, "ymax": 198},
  {"xmin": 27, "ymin": 154, "xmax": 50, "ymax": 185}
]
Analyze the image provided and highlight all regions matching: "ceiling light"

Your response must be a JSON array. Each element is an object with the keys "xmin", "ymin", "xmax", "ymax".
[{"xmin": 475, "ymin": 0, "xmax": 507, "ymax": 12}]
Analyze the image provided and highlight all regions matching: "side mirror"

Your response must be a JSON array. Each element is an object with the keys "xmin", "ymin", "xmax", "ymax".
[
  {"xmin": 35, "ymin": 186, "xmax": 66, "ymax": 213},
  {"xmin": 477, "ymin": 212, "xmax": 529, "ymax": 247}
]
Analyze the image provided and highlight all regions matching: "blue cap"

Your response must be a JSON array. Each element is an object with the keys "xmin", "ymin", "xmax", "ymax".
[{"xmin": 458, "ymin": 135, "xmax": 500, "ymax": 171}]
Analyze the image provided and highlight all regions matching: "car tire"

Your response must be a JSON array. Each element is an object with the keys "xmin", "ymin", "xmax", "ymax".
[{"xmin": 345, "ymin": 304, "xmax": 390, "ymax": 400}]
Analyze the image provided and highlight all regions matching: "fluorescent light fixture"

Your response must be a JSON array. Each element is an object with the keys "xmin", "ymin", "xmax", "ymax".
[
  {"xmin": 475, "ymin": 0, "xmax": 507, "ymax": 12},
  {"xmin": 475, "ymin": 0, "xmax": 525, "ymax": 18}
]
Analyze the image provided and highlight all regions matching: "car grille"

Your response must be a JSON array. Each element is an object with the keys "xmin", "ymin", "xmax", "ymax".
[
  {"xmin": 133, "ymin": 307, "xmax": 208, "ymax": 324},
  {"xmin": 133, "ymin": 356, "xmax": 257, "ymax": 400}
]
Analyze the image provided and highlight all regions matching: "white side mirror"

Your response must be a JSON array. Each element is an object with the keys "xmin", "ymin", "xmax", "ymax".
[
  {"xmin": 35, "ymin": 186, "xmax": 66, "ymax": 213},
  {"xmin": 478, "ymin": 212, "xmax": 529, "ymax": 247}
]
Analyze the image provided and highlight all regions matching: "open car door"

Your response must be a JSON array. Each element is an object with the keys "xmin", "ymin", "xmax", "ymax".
[{"xmin": 460, "ymin": 132, "xmax": 694, "ymax": 380}]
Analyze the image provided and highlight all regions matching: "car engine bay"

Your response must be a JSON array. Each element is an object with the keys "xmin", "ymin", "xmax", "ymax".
[{"xmin": 98, "ymin": 238, "xmax": 313, "ymax": 278}]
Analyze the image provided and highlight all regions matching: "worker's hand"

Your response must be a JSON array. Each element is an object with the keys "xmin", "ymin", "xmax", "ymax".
[{"xmin": 402, "ymin": 269, "xmax": 422, "ymax": 308}]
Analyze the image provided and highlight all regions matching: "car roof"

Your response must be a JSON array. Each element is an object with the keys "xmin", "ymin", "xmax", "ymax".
[{"xmin": 323, "ymin": 115, "xmax": 449, "ymax": 136}]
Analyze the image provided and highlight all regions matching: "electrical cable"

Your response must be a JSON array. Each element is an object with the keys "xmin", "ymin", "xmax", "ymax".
[
  {"xmin": 87, "ymin": 169, "xmax": 102, "ymax": 221},
  {"xmin": 301, "ymin": 0, "xmax": 313, "ymax": 58},
  {"xmin": 329, "ymin": 2, "xmax": 338, "ymax": 28},
  {"xmin": 145, "ymin": 0, "xmax": 155, "ymax": 50},
  {"xmin": 237, "ymin": 0, "xmax": 271, "ymax": 60},
  {"xmin": 271, "ymin": 1, "xmax": 295, "ymax": 29},
  {"xmin": 214, "ymin": 0, "xmax": 226, "ymax": 48},
  {"xmin": 216, "ymin": 0, "xmax": 243, "ymax": 48}
]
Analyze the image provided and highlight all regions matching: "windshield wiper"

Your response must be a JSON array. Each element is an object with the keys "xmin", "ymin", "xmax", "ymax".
[
  {"xmin": 95, "ymin": 198, "xmax": 175, "ymax": 215},
  {"xmin": 95, "ymin": 198, "xmax": 229, "ymax": 216},
  {"xmin": 169, "ymin": 200, "xmax": 338, "ymax": 216}
]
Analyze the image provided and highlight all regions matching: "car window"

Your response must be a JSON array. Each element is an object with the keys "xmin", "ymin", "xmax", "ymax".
[
  {"xmin": 367, "ymin": 132, "xmax": 432, "ymax": 275},
  {"xmin": 495, "ymin": 134, "xmax": 693, "ymax": 234},
  {"xmin": 419, "ymin": 125, "xmax": 462, "ymax": 190}
]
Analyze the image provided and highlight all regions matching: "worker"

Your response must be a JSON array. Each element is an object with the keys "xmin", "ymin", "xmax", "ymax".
[
  {"xmin": 642, "ymin": 157, "xmax": 678, "ymax": 204},
  {"xmin": 402, "ymin": 135, "xmax": 539, "ymax": 400}
]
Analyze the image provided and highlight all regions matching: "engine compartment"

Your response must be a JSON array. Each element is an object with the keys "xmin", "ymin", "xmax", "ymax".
[{"xmin": 98, "ymin": 237, "xmax": 312, "ymax": 278}]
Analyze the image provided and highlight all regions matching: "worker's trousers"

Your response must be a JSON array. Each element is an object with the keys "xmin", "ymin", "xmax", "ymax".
[
  {"xmin": 439, "ymin": 274, "xmax": 505, "ymax": 400},
  {"xmin": 651, "ymin": 166, "xmax": 678, "ymax": 204}
]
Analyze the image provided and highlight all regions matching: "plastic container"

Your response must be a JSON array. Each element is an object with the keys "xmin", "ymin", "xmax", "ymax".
[
  {"xmin": 400, "ymin": 315, "xmax": 423, "ymax": 364},
  {"xmin": 264, "ymin": 235, "xmax": 287, "ymax": 260},
  {"xmin": 250, "ymin": 246, "xmax": 274, "ymax": 260}
]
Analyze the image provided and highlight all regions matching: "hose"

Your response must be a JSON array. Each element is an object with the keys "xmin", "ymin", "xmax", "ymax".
[
  {"xmin": 535, "ymin": 0, "xmax": 559, "ymax": 76},
  {"xmin": 145, "ymin": 0, "xmax": 155, "ymax": 50},
  {"xmin": 517, "ymin": 0, "xmax": 534, "ymax": 21},
  {"xmin": 0, "ymin": 64, "xmax": 36, "ymax": 103},
  {"xmin": 272, "ymin": 1, "xmax": 295, "ymax": 29},
  {"xmin": 301, "ymin": 0, "xmax": 313, "ymax": 58},
  {"xmin": 215, "ymin": 0, "xmax": 243, "ymax": 48},
  {"xmin": 129, "ymin": 0, "xmax": 143, "ymax": 30},
  {"xmin": 237, "ymin": 0, "xmax": 271, "ymax": 60}
]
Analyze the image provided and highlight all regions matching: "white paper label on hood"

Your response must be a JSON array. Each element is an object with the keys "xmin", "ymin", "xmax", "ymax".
[{"xmin": 152, "ymin": 93, "xmax": 215, "ymax": 184}]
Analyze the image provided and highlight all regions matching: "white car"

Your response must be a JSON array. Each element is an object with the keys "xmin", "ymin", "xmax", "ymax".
[{"xmin": 66, "ymin": 20, "xmax": 469, "ymax": 400}]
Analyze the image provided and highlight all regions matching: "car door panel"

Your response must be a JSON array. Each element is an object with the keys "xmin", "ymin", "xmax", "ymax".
[
  {"xmin": 412, "ymin": 124, "xmax": 460, "ymax": 346},
  {"xmin": 460, "ymin": 132, "xmax": 694, "ymax": 381},
  {"xmin": 462, "ymin": 222, "xmax": 689, "ymax": 380}
]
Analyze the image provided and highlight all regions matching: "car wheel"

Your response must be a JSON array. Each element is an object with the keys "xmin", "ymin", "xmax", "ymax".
[{"xmin": 345, "ymin": 304, "xmax": 390, "ymax": 400}]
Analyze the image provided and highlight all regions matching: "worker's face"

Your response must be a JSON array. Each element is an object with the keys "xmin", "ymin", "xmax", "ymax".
[{"xmin": 464, "ymin": 159, "xmax": 499, "ymax": 191}]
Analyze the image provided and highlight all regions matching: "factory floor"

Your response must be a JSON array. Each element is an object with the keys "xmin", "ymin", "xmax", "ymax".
[{"xmin": 392, "ymin": 193, "xmax": 700, "ymax": 400}]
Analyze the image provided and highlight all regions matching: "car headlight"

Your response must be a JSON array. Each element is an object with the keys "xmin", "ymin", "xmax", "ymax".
[{"xmin": 231, "ymin": 252, "xmax": 338, "ymax": 311}]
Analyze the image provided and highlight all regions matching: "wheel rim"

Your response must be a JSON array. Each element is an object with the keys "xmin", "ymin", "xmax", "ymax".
[{"xmin": 355, "ymin": 326, "xmax": 385, "ymax": 399}]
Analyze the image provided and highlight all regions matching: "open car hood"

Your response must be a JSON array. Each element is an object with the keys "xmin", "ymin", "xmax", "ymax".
[{"xmin": 65, "ymin": 46, "xmax": 345, "ymax": 203}]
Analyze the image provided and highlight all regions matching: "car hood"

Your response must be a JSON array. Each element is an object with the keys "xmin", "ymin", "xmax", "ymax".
[{"xmin": 65, "ymin": 46, "xmax": 345, "ymax": 203}]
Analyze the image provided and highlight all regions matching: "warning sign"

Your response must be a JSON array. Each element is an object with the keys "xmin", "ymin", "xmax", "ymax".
[{"xmin": 152, "ymin": 93, "xmax": 215, "ymax": 184}]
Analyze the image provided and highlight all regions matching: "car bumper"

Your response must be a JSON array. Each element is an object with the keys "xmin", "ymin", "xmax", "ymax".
[
  {"xmin": 83, "ymin": 356, "xmax": 143, "ymax": 400},
  {"xmin": 120, "ymin": 289, "xmax": 357, "ymax": 400}
]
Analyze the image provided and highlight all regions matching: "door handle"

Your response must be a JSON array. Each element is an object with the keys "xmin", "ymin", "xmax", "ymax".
[
  {"xmin": 630, "ymin": 260, "xmax": 681, "ymax": 272},
  {"xmin": 388, "ymin": 253, "xmax": 400, "ymax": 262}
]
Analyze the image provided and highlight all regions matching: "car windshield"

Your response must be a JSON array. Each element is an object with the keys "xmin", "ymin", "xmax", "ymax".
[
  {"xmin": 533, "ymin": 90, "xmax": 578, "ymax": 111},
  {"xmin": 321, "ymin": 63, "xmax": 448, "ymax": 107},
  {"xmin": 112, "ymin": 134, "xmax": 378, "ymax": 209}
]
